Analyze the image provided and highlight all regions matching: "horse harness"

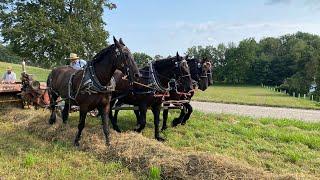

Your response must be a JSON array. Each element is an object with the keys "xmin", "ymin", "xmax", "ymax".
[{"xmin": 68, "ymin": 61, "xmax": 116, "ymax": 101}]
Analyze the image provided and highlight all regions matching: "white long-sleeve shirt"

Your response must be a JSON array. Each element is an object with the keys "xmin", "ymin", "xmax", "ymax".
[{"xmin": 70, "ymin": 59, "xmax": 87, "ymax": 70}]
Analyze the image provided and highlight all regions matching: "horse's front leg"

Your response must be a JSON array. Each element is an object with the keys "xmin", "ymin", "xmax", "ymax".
[
  {"xmin": 152, "ymin": 104, "xmax": 165, "ymax": 141},
  {"xmin": 74, "ymin": 108, "xmax": 87, "ymax": 146},
  {"xmin": 134, "ymin": 104, "xmax": 147, "ymax": 132},
  {"xmin": 101, "ymin": 96, "xmax": 112, "ymax": 145},
  {"xmin": 181, "ymin": 103, "xmax": 193, "ymax": 125},
  {"xmin": 172, "ymin": 105, "xmax": 186, "ymax": 127},
  {"xmin": 62, "ymin": 101, "xmax": 70, "ymax": 124},
  {"xmin": 48, "ymin": 93, "xmax": 58, "ymax": 124}
]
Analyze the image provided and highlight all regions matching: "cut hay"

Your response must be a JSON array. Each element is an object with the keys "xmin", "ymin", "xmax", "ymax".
[{"xmin": 1, "ymin": 109, "xmax": 303, "ymax": 179}]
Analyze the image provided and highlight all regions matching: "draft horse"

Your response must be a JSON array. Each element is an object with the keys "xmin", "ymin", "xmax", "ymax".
[
  {"xmin": 110, "ymin": 53, "xmax": 193, "ymax": 141},
  {"xmin": 47, "ymin": 37, "xmax": 140, "ymax": 146},
  {"xmin": 161, "ymin": 58, "xmax": 213, "ymax": 130}
]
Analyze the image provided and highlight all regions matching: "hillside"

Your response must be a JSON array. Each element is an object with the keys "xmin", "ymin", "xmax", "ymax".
[{"xmin": 0, "ymin": 61, "xmax": 50, "ymax": 82}]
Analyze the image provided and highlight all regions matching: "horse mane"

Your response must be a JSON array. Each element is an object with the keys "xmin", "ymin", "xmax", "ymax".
[{"xmin": 91, "ymin": 44, "xmax": 115, "ymax": 63}]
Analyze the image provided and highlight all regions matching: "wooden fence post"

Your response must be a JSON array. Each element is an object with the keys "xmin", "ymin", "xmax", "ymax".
[
  {"xmin": 293, "ymin": 92, "xmax": 295, "ymax": 97},
  {"xmin": 304, "ymin": 94, "xmax": 306, "ymax": 99},
  {"xmin": 311, "ymin": 95, "xmax": 314, "ymax": 101}
]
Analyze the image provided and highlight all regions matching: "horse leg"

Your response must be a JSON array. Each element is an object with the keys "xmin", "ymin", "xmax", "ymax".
[
  {"xmin": 110, "ymin": 109, "xmax": 121, "ymax": 133},
  {"xmin": 134, "ymin": 105, "xmax": 147, "ymax": 132},
  {"xmin": 99, "ymin": 103, "xmax": 111, "ymax": 145},
  {"xmin": 172, "ymin": 105, "xmax": 186, "ymax": 127},
  {"xmin": 48, "ymin": 93, "xmax": 58, "ymax": 124},
  {"xmin": 152, "ymin": 105, "xmax": 165, "ymax": 141},
  {"xmin": 74, "ymin": 109, "xmax": 87, "ymax": 147},
  {"xmin": 134, "ymin": 109, "xmax": 140, "ymax": 126},
  {"xmin": 62, "ymin": 101, "xmax": 70, "ymax": 124},
  {"xmin": 162, "ymin": 109, "xmax": 169, "ymax": 131},
  {"xmin": 181, "ymin": 103, "xmax": 193, "ymax": 125}
]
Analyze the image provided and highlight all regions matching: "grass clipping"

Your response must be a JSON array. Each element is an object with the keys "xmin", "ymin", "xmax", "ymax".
[{"xmin": 4, "ymin": 110, "xmax": 297, "ymax": 179}]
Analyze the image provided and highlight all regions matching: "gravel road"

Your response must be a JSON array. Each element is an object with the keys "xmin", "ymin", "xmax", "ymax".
[{"xmin": 191, "ymin": 101, "xmax": 320, "ymax": 122}]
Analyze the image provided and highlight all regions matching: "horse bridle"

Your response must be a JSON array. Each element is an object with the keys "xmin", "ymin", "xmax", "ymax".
[{"xmin": 115, "ymin": 46, "xmax": 134, "ymax": 85}]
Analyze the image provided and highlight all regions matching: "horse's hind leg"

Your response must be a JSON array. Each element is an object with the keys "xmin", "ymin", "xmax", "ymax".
[
  {"xmin": 152, "ymin": 105, "xmax": 165, "ymax": 141},
  {"xmin": 110, "ymin": 109, "xmax": 121, "ymax": 133},
  {"xmin": 74, "ymin": 109, "xmax": 87, "ymax": 146},
  {"xmin": 162, "ymin": 109, "xmax": 169, "ymax": 131},
  {"xmin": 181, "ymin": 103, "xmax": 193, "ymax": 125}
]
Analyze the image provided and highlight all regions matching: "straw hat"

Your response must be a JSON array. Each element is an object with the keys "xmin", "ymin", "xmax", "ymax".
[
  {"xmin": 67, "ymin": 53, "xmax": 80, "ymax": 61},
  {"xmin": 7, "ymin": 66, "xmax": 12, "ymax": 71}
]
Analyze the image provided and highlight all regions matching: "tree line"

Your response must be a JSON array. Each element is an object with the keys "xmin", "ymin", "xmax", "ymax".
[{"xmin": 186, "ymin": 32, "xmax": 320, "ymax": 98}]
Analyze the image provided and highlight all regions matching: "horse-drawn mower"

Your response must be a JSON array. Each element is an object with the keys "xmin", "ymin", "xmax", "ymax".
[{"xmin": 0, "ymin": 61, "xmax": 49, "ymax": 109}]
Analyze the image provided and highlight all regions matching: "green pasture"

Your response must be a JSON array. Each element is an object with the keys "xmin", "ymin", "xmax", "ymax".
[
  {"xmin": 0, "ymin": 61, "xmax": 50, "ymax": 82},
  {"xmin": 113, "ymin": 110, "xmax": 320, "ymax": 178},
  {"xmin": 193, "ymin": 85, "xmax": 320, "ymax": 109},
  {"xmin": 0, "ymin": 109, "xmax": 319, "ymax": 178}
]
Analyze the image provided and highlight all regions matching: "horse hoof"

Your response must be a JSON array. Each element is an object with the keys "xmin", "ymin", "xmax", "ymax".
[
  {"xmin": 161, "ymin": 127, "xmax": 168, "ymax": 131},
  {"xmin": 172, "ymin": 118, "xmax": 181, "ymax": 127},
  {"xmin": 113, "ymin": 127, "xmax": 121, "ymax": 133},
  {"xmin": 73, "ymin": 141, "xmax": 80, "ymax": 147},
  {"xmin": 156, "ymin": 136, "xmax": 165, "ymax": 142},
  {"xmin": 49, "ymin": 119, "xmax": 55, "ymax": 125}
]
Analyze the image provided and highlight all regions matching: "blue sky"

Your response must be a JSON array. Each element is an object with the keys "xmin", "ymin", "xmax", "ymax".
[{"xmin": 104, "ymin": 0, "xmax": 320, "ymax": 56}]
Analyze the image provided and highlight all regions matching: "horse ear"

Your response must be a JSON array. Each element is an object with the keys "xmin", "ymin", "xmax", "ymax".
[
  {"xmin": 113, "ymin": 36, "xmax": 121, "ymax": 49},
  {"xmin": 119, "ymin": 38, "xmax": 125, "ymax": 46},
  {"xmin": 185, "ymin": 55, "xmax": 189, "ymax": 60},
  {"xmin": 176, "ymin": 52, "xmax": 180, "ymax": 57}
]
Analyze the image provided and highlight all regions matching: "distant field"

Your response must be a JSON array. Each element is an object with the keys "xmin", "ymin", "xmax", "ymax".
[
  {"xmin": 0, "ymin": 61, "xmax": 50, "ymax": 82},
  {"xmin": 193, "ymin": 85, "xmax": 320, "ymax": 110}
]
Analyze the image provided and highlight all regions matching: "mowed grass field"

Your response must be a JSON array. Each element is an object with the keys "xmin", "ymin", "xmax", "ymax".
[
  {"xmin": 193, "ymin": 85, "xmax": 320, "ymax": 109},
  {"xmin": 0, "ymin": 61, "xmax": 50, "ymax": 82},
  {"xmin": 1, "ymin": 109, "xmax": 319, "ymax": 178},
  {"xmin": 0, "ymin": 111, "xmax": 141, "ymax": 179}
]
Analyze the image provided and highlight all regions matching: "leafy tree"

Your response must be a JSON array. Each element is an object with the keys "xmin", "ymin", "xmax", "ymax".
[
  {"xmin": 154, "ymin": 55, "xmax": 163, "ymax": 60},
  {"xmin": 133, "ymin": 52, "xmax": 152, "ymax": 67},
  {"xmin": 0, "ymin": 0, "xmax": 115, "ymax": 68}
]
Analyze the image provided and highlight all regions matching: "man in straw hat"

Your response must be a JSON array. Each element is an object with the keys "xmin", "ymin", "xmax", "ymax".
[
  {"xmin": 1, "ymin": 66, "xmax": 16, "ymax": 84},
  {"xmin": 68, "ymin": 53, "xmax": 87, "ymax": 70}
]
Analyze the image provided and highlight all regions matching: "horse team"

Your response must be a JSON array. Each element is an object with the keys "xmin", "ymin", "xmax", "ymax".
[{"xmin": 47, "ymin": 37, "xmax": 212, "ymax": 146}]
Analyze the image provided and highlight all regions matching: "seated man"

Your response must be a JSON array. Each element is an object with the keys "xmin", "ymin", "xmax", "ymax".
[
  {"xmin": 1, "ymin": 66, "xmax": 16, "ymax": 84},
  {"xmin": 68, "ymin": 53, "xmax": 87, "ymax": 70}
]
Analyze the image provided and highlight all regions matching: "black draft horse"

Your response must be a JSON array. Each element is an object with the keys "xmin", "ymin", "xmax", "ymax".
[
  {"xmin": 110, "ymin": 53, "xmax": 193, "ymax": 141},
  {"xmin": 47, "ymin": 37, "xmax": 140, "ymax": 146},
  {"xmin": 161, "ymin": 58, "xmax": 212, "ymax": 130}
]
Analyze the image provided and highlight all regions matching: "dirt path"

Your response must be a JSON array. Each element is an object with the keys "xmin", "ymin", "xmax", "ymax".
[{"xmin": 191, "ymin": 101, "xmax": 320, "ymax": 122}]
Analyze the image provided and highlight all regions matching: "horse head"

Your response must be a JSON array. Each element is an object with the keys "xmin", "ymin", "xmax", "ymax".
[
  {"xmin": 173, "ymin": 52, "xmax": 193, "ymax": 92},
  {"xmin": 203, "ymin": 59, "xmax": 213, "ymax": 86},
  {"xmin": 113, "ymin": 37, "xmax": 140, "ymax": 83}
]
